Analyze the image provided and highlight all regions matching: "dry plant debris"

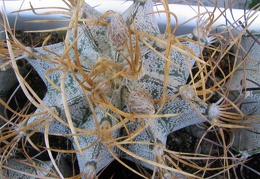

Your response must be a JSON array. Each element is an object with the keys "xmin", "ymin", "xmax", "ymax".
[{"xmin": 0, "ymin": 0, "xmax": 260, "ymax": 178}]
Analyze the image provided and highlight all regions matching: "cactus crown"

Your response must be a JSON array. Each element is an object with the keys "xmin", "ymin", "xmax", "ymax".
[{"xmin": 1, "ymin": 0, "xmax": 260, "ymax": 178}]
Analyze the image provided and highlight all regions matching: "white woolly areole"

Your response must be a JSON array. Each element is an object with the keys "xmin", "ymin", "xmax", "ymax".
[
  {"xmin": 245, "ymin": 91, "xmax": 253, "ymax": 98},
  {"xmin": 152, "ymin": 144, "xmax": 164, "ymax": 157},
  {"xmin": 83, "ymin": 163, "xmax": 96, "ymax": 178},
  {"xmin": 208, "ymin": 103, "xmax": 220, "ymax": 119},
  {"xmin": 240, "ymin": 150, "xmax": 250, "ymax": 159},
  {"xmin": 180, "ymin": 85, "xmax": 195, "ymax": 100},
  {"xmin": 22, "ymin": 47, "xmax": 33, "ymax": 59},
  {"xmin": 192, "ymin": 26, "xmax": 215, "ymax": 45}
]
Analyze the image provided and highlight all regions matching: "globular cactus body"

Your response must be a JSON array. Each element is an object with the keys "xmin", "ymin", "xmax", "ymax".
[{"xmin": 1, "ymin": 0, "xmax": 260, "ymax": 178}]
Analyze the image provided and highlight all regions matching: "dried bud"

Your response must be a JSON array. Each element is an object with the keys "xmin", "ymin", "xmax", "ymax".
[
  {"xmin": 106, "ymin": 12, "xmax": 128, "ymax": 50},
  {"xmin": 128, "ymin": 89, "xmax": 155, "ymax": 115}
]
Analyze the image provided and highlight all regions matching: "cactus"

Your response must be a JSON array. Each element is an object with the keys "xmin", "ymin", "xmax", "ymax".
[
  {"xmin": 1, "ymin": 0, "xmax": 260, "ymax": 178},
  {"xmin": 229, "ymin": 35, "xmax": 260, "ymax": 157}
]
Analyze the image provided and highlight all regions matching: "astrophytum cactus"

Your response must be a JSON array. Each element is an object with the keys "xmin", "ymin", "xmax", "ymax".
[
  {"xmin": 2, "ymin": 0, "xmax": 260, "ymax": 178},
  {"xmin": 229, "ymin": 34, "xmax": 260, "ymax": 157}
]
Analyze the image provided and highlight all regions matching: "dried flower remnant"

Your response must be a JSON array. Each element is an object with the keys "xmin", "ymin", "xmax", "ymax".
[
  {"xmin": 106, "ymin": 12, "xmax": 129, "ymax": 50},
  {"xmin": 4, "ymin": 0, "xmax": 257, "ymax": 178},
  {"xmin": 128, "ymin": 89, "xmax": 155, "ymax": 115},
  {"xmin": 90, "ymin": 57, "xmax": 123, "ymax": 94}
]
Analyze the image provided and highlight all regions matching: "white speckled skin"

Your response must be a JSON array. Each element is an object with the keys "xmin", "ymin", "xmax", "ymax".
[
  {"xmin": 22, "ymin": 0, "xmax": 211, "ymax": 177},
  {"xmin": 7, "ymin": 0, "xmax": 256, "ymax": 178}
]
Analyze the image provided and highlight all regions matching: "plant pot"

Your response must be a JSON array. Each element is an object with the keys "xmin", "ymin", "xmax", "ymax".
[{"xmin": 3, "ymin": 0, "xmax": 260, "ymax": 34}]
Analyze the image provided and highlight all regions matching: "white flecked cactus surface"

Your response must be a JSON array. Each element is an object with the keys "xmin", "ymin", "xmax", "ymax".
[{"xmin": 1, "ymin": 0, "xmax": 260, "ymax": 178}]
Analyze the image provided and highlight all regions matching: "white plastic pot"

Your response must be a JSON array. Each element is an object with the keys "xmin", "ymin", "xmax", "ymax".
[{"xmin": 1, "ymin": 0, "xmax": 260, "ymax": 35}]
